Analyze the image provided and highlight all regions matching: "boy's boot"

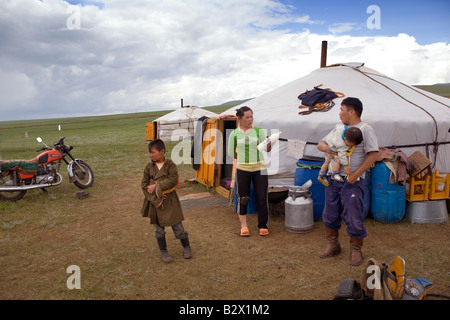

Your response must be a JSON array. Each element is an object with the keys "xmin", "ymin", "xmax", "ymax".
[
  {"xmin": 319, "ymin": 226, "xmax": 342, "ymax": 258},
  {"xmin": 156, "ymin": 237, "xmax": 173, "ymax": 263},
  {"xmin": 349, "ymin": 237, "xmax": 364, "ymax": 266},
  {"xmin": 180, "ymin": 237, "xmax": 192, "ymax": 259}
]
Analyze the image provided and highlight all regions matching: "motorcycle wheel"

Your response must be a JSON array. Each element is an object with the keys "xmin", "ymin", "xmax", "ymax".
[
  {"xmin": 72, "ymin": 161, "xmax": 94, "ymax": 189},
  {"xmin": 0, "ymin": 173, "xmax": 27, "ymax": 201}
]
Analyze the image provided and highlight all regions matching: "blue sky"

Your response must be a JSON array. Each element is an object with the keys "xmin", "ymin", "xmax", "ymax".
[
  {"xmin": 257, "ymin": 0, "xmax": 450, "ymax": 45},
  {"xmin": 63, "ymin": 0, "xmax": 449, "ymax": 43},
  {"xmin": 65, "ymin": 0, "xmax": 105, "ymax": 9},
  {"xmin": 0, "ymin": 0, "xmax": 449, "ymax": 121},
  {"xmin": 283, "ymin": 0, "xmax": 450, "ymax": 45},
  {"xmin": 65, "ymin": 0, "xmax": 450, "ymax": 45}
]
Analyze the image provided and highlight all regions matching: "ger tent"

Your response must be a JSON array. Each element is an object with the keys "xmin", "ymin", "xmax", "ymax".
[
  {"xmin": 151, "ymin": 106, "xmax": 218, "ymax": 141},
  {"xmin": 220, "ymin": 63, "xmax": 450, "ymax": 184}
]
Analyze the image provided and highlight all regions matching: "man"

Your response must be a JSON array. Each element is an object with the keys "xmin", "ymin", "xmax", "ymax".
[{"xmin": 317, "ymin": 97, "xmax": 379, "ymax": 266}]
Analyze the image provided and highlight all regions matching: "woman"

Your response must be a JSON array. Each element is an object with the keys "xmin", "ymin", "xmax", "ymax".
[{"xmin": 227, "ymin": 106, "xmax": 271, "ymax": 237}]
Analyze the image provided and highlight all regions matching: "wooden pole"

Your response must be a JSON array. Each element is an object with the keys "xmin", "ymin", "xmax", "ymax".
[{"xmin": 320, "ymin": 41, "xmax": 327, "ymax": 68}]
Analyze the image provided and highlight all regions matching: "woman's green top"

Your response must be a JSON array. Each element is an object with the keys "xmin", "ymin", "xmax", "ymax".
[{"xmin": 227, "ymin": 126, "xmax": 267, "ymax": 172}]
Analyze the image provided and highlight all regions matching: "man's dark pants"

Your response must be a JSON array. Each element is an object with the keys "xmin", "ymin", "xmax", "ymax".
[{"xmin": 322, "ymin": 178, "xmax": 367, "ymax": 239}]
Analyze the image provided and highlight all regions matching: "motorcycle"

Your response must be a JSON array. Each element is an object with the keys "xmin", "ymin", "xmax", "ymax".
[{"xmin": 0, "ymin": 126, "xmax": 94, "ymax": 201}]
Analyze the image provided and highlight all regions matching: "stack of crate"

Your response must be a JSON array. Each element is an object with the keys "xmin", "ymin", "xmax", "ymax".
[{"xmin": 406, "ymin": 151, "xmax": 450, "ymax": 201}]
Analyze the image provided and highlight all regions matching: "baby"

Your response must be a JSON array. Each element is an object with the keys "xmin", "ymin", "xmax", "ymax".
[{"xmin": 318, "ymin": 125, "xmax": 363, "ymax": 186}]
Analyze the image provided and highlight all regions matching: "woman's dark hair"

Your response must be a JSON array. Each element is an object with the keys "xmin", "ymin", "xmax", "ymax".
[
  {"xmin": 235, "ymin": 106, "xmax": 253, "ymax": 118},
  {"xmin": 148, "ymin": 139, "xmax": 165, "ymax": 152}
]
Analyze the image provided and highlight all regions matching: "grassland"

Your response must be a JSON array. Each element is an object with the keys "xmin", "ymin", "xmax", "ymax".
[
  {"xmin": 414, "ymin": 84, "xmax": 450, "ymax": 98},
  {"xmin": 0, "ymin": 104, "xmax": 449, "ymax": 304}
]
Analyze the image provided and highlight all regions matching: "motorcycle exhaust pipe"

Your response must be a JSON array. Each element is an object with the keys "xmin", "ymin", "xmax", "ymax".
[{"xmin": 0, "ymin": 173, "xmax": 63, "ymax": 191}]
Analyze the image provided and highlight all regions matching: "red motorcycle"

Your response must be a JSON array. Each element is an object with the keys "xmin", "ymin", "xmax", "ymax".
[{"xmin": 0, "ymin": 131, "xmax": 94, "ymax": 201}]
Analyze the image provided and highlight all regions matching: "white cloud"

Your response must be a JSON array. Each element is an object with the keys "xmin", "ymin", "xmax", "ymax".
[
  {"xmin": 0, "ymin": 70, "xmax": 37, "ymax": 107},
  {"xmin": 328, "ymin": 22, "xmax": 358, "ymax": 34},
  {"xmin": 325, "ymin": 33, "xmax": 450, "ymax": 85},
  {"xmin": 0, "ymin": 0, "xmax": 448, "ymax": 121}
]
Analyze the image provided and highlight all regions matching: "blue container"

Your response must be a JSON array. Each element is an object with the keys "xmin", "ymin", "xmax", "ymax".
[
  {"xmin": 362, "ymin": 171, "xmax": 371, "ymax": 219},
  {"xmin": 295, "ymin": 158, "xmax": 371, "ymax": 221},
  {"xmin": 294, "ymin": 159, "xmax": 325, "ymax": 221},
  {"xmin": 234, "ymin": 181, "xmax": 257, "ymax": 214},
  {"xmin": 370, "ymin": 162, "xmax": 406, "ymax": 223}
]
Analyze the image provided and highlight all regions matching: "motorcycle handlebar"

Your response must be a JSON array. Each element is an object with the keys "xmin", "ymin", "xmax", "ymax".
[
  {"xmin": 36, "ymin": 137, "xmax": 67, "ymax": 152},
  {"xmin": 54, "ymin": 137, "xmax": 66, "ymax": 146}
]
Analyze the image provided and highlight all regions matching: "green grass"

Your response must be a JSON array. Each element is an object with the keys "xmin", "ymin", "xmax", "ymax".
[
  {"xmin": 1, "ymin": 105, "xmax": 236, "ymax": 182},
  {"xmin": 0, "ymin": 108, "xmax": 210, "ymax": 300},
  {"xmin": 1, "ymin": 105, "xmax": 448, "ymax": 302},
  {"xmin": 413, "ymin": 85, "xmax": 450, "ymax": 98}
]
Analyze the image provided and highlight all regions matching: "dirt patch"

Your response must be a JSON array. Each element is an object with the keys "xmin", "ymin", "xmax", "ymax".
[
  {"xmin": 180, "ymin": 193, "xmax": 230, "ymax": 210},
  {"xmin": 0, "ymin": 177, "xmax": 449, "ymax": 301}
]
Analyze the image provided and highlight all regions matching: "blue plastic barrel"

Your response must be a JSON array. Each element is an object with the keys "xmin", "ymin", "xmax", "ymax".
[
  {"xmin": 370, "ymin": 162, "xmax": 406, "ymax": 223},
  {"xmin": 234, "ymin": 181, "xmax": 257, "ymax": 214},
  {"xmin": 294, "ymin": 159, "xmax": 325, "ymax": 221},
  {"xmin": 362, "ymin": 171, "xmax": 371, "ymax": 219}
]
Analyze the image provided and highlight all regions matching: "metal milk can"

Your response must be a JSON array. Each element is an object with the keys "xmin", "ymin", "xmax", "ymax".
[{"xmin": 284, "ymin": 186, "xmax": 314, "ymax": 233}]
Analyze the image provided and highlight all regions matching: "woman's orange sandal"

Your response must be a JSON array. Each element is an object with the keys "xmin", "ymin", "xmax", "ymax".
[
  {"xmin": 259, "ymin": 228, "xmax": 269, "ymax": 236},
  {"xmin": 240, "ymin": 227, "xmax": 250, "ymax": 237}
]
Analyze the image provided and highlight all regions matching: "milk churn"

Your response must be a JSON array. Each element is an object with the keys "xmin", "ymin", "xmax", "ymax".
[{"xmin": 284, "ymin": 186, "xmax": 314, "ymax": 233}]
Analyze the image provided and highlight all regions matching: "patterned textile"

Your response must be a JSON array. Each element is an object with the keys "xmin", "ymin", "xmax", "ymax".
[{"xmin": 0, "ymin": 160, "xmax": 38, "ymax": 176}]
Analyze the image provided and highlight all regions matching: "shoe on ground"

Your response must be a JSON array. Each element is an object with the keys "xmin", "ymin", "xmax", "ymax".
[
  {"xmin": 160, "ymin": 250, "xmax": 173, "ymax": 263},
  {"xmin": 183, "ymin": 246, "xmax": 192, "ymax": 259},
  {"xmin": 240, "ymin": 227, "xmax": 250, "ymax": 237}
]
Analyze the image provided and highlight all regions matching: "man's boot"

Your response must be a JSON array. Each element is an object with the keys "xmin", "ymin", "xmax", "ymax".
[
  {"xmin": 156, "ymin": 237, "xmax": 173, "ymax": 263},
  {"xmin": 319, "ymin": 226, "xmax": 342, "ymax": 258},
  {"xmin": 180, "ymin": 236, "xmax": 192, "ymax": 259},
  {"xmin": 349, "ymin": 237, "xmax": 364, "ymax": 266}
]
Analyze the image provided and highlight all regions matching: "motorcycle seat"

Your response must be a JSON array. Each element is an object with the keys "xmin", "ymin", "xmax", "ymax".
[{"xmin": 0, "ymin": 159, "xmax": 38, "ymax": 176}]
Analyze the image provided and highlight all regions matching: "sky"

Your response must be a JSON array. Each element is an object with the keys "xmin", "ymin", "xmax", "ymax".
[{"xmin": 0, "ymin": 0, "xmax": 449, "ymax": 121}]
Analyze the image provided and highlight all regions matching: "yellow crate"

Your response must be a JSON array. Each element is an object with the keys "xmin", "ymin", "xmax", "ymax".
[
  {"xmin": 429, "ymin": 171, "xmax": 450, "ymax": 200},
  {"xmin": 406, "ymin": 172, "xmax": 430, "ymax": 202}
]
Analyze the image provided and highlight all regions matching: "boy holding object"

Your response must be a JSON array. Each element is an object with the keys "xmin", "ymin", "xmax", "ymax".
[{"xmin": 141, "ymin": 139, "xmax": 192, "ymax": 263}]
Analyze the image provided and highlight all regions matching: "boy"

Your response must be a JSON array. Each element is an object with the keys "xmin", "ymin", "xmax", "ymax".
[
  {"xmin": 318, "ymin": 125, "xmax": 363, "ymax": 186},
  {"xmin": 141, "ymin": 139, "xmax": 192, "ymax": 263}
]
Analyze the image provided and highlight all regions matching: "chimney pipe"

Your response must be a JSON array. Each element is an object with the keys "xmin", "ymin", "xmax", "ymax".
[
  {"xmin": 320, "ymin": 41, "xmax": 327, "ymax": 68},
  {"xmin": 181, "ymin": 98, "xmax": 184, "ymax": 108}
]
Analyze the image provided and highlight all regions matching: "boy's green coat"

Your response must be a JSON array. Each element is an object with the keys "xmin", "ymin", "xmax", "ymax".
[{"xmin": 140, "ymin": 159, "xmax": 184, "ymax": 226}]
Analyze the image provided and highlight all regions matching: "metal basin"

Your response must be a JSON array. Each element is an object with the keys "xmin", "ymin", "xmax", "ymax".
[
  {"xmin": 405, "ymin": 200, "xmax": 448, "ymax": 224},
  {"xmin": 268, "ymin": 186, "xmax": 289, "ymax": 203}
]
